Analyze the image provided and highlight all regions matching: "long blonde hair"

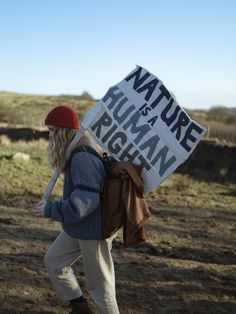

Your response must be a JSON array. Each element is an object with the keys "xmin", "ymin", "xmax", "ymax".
[{"xmin": 47, "ymin": 128, "xmax": 103, "ymax": 170}]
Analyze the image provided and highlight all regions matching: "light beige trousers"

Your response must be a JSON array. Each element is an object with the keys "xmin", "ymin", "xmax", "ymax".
[{"xmin": 44, "ymin": 231, "xmax": 119, "ymax": 314}]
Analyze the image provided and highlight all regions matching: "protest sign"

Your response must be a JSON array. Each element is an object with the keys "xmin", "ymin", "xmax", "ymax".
[{"xmin": 82, "ymin": 66, "xmax": 206, "ymax": 193}]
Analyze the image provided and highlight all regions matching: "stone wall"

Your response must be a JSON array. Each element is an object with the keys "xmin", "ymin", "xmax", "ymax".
[
  {"xmin": 0, "ymin": 127, "xmax": 235, "ymax": 182},
  {"xmin": 177, "ymin": 140, "xmax": 236, "ymax": 182},
  {"xmin": 0, "ymin": 127, "xmax": 48, "ymax": 141}
]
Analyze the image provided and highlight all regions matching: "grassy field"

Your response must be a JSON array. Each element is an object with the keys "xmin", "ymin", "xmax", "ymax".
[
  {"xmin": 0, "ymin": 91, "xmax": 95, "ymax": 127},
  {"xmin": 0, "ymin": 91, "xmax": 236, "ymax": 144},
  {"xmin": 0, "ymin": 139, "xmax": 235, "ymax": 313}
]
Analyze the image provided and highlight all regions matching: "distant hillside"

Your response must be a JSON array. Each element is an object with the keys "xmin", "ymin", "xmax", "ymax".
[
  {"xmin": 0, "ymin": 91, "xmax": 236, "ymax": 144},
  {"xmin": 0, "ymin": 91, "xmax": 95, "ymax": 127}
]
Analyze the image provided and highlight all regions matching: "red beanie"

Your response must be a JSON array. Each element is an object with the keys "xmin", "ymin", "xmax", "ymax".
[{"xmin": 45, "ymin": 105, "xmax": 80, "ymax": 129}]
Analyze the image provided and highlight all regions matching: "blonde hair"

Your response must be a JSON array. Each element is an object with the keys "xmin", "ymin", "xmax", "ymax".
[{"xmin": 47, "ymin": 128, "xmax": 103, "ymax": 170}]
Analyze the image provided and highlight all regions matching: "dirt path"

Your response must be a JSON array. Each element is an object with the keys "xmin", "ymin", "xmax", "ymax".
[{"xmin": 0, "ymin": 194, "xmax": 236, "ymax": 314}]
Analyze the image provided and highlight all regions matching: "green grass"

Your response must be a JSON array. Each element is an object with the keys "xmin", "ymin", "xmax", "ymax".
[{"xmin": 0, "ymin": 140, "xmax": 63, "ymax": 207}]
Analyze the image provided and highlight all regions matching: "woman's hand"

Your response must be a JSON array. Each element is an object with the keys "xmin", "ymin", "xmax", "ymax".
[{"xmin": 35, "ymin": 200, "xmax": 46, "ymax": 217}]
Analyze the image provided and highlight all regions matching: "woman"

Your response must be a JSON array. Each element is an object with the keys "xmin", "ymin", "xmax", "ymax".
[{"xmin": 35, "ymin": 105, "xmax": 119, "ymax": 314}]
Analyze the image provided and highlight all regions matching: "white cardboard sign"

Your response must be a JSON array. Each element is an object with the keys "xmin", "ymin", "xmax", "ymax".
[{"xmin": 81, "ymin": 66, "xmax": 206, "ymax": 193}]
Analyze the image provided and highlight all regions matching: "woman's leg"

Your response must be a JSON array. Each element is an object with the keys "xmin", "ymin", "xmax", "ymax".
[
  {"xmin": 79, "ymin": 236, "xmax": 119, "ymax": 314},
  {"xmin": 44, "ymin": 231, "xmax": 82, "ymax": 301}
]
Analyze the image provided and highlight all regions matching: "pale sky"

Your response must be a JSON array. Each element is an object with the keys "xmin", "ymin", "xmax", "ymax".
[{"xmin": 0, "ymin": 0, "xmax": 235, "ymax": 109}]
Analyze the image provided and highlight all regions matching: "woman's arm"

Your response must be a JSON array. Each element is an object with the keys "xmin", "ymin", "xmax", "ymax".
[{"xmin": 44, "ymin": 152, "xmax": 104, "ymax": 223}]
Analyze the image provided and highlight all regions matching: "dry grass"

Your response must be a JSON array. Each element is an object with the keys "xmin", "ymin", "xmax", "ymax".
[
  {"xmin": 0, "ymin": 140, "xmax": 236, "ymax": 314},
  {"xmin": 206, "ymin": 121, "xmax": 236, "ymax": 144},
  {"xmin": 1, "ymin": 92, "xmax": 236, "ymax": 144}
]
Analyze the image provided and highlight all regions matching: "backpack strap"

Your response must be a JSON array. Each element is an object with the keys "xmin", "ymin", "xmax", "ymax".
[
  {"xmin": 101, "ymin": 152, "xmax": 117, "ymax": 175},
  {"xmin": 69, "ymin": 144, "xmax": 117, "ymax": 175}
]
